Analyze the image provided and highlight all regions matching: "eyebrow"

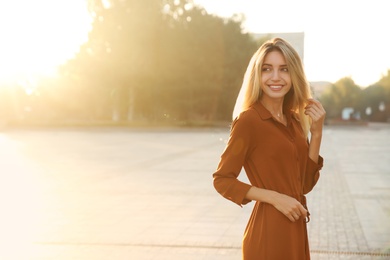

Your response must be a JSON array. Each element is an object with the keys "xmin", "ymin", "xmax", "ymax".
[{"xmin": 262, "ymin": 63, "xmax": 288, "ymax": 67}]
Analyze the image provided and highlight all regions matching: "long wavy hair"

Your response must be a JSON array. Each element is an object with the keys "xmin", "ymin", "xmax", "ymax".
[{"xmin": 233, "ymin": 37, "xmax": 312, "ymax": 137}]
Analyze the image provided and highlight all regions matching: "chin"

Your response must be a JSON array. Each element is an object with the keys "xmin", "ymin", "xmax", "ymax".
[{"xmin": 263, "ymin": 92, "xmax": 288, "ymax": 100}]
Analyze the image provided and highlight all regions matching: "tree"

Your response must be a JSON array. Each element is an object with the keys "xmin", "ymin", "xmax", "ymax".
[
  {"xmin": 156, "ymin": 6, "xmax": 257, "ymax": 122},
  {"xmin": 320, "ymin": 77, "xmax": 362, "ymax": 119},
  {"xmin": 58, "ymin": 0, "xmax": 258, "ymax": 124},
  {"xmin": 376, "ymin": 69, "xmax": 390, "ymax": 104}
]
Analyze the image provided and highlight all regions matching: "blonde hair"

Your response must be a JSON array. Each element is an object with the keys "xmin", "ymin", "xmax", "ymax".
[{"xmin": 233, "ymin": 37, "xmax": 312, "ymax": 137}]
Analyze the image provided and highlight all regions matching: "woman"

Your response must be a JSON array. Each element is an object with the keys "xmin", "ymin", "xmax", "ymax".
[{"xmin": 213, "ymin": 38, "xmax": 325, "ymax": 259}]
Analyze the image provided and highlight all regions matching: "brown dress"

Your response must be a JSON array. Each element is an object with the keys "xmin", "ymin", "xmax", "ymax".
[{"xmin": 213, "ymin": 101, "xmax": 323, "ymax": 260}]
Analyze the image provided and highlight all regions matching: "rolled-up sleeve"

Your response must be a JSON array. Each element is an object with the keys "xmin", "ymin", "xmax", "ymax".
[
  {"xmin": 213, "ymin": 112, "xmax": 254, "ymax": 207},
  {"xmin": 303, "ymin": 155, "xmax": 324, "ymax": 194}
]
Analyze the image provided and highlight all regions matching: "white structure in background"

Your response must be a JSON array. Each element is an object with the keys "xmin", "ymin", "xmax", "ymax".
[
  {"xmin": 342, "ymin": 107, "xmax": 354, "ymax": 120},
  {"xmin": 343, "ymin": 107, "xmax": 361, "ymax": 121},
  {"xmin": 251, "ymin": 32, "xmax": 305, "ymax": 60}
]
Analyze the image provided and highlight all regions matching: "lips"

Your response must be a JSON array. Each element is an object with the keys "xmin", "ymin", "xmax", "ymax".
[{"xmin": 269, "ymin": 85, "xmax": 283, "ymax": 91}]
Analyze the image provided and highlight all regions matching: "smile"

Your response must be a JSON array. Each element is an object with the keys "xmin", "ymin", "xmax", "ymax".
[{"xmin": 269, "ymin": 85, "xmax": 283, "ymax": 91}]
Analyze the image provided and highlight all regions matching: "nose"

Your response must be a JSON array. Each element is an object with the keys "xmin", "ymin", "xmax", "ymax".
[{"xmin": 271, "ymin": 70, "xmax": 281, "ymax": 81}]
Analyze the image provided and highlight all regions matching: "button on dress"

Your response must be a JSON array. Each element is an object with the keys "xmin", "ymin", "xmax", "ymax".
[{"xmin": 213, "ymin": 101, "xmax": 323, "ymax": 260}]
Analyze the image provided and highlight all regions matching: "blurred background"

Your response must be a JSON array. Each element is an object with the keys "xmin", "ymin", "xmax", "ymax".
[
  {"xmin": 0, "ymin": 0, "xmax": 389, "ymax": 127},
  {"xmin": 1, "ymin": 2, "xmax": 389, "ymax": 259}
]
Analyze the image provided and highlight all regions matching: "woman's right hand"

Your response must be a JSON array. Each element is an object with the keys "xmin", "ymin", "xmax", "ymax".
[{"xmin": 271, "ymin": 192, "xmax": 307, "ymax": 222}]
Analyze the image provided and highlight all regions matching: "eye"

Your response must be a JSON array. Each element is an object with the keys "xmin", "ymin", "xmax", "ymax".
[
  {"xmin": 281, "ymin": 67, "xmax": 289, "ymax": 72},
  {"xmin": 262, "ymin": 67, "xmax": 271, "ymax": 72}
]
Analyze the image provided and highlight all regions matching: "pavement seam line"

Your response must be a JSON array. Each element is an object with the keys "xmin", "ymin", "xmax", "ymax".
[{"xmin": 32, "ymin": 242, "xmax": 390, "ymax": 256}]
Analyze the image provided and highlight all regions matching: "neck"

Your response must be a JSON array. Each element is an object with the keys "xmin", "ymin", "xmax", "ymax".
[{"xmin": 260, "ymin": 97, "xmax": 284, "ymax": 118}]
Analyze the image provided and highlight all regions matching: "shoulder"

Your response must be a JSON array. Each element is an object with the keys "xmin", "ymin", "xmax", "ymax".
[
  {"xmin": 232, "ymin": 107, "xmax": 259, "ymax": 128},
  {"xmin": 228, "ymin": 109, "xmax": 258, "ymax": 146},
  {"xmin": 235, "ymin": 107, "xmax": 260, "ymax": 122}
]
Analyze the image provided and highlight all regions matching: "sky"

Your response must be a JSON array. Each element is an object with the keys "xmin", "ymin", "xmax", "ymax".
[
  {"xmin": 0, "ymin": 0, "xmax": 92, "ymax": 87},
  {"xmin": 194, "ymin": 0, "xmax": 390, "ymax": 87},
  {"xmin": 0, "ymin": 0, "xmax": 389, "ymax": 88}
]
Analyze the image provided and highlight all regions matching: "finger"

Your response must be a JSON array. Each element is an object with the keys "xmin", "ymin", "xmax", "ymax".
[
  {"xmin": 307, "ymin": 99, "xmax": 324, "ymax": 111},
  {"xmin": 306, "ymin": 101, "xmax": 325, "ymax": 114},
  {"xmin": 307, "ymin": 104, "xmax": 322, "ymax": 114},
  {"xmin": 308, "ymin": 110, "xmax": 325, "ymax": 123},
  {"xmin": 306, "ymin": 99, "xmax": 318, "ymax": 107},
  {"xmin": 287, "ymin": 214, "xmax": 295, "ymax": 222},
  {"xmin": 307, "ymin": 98, "xmax": 321, "ymax": 106},
  {"xmin": 310, "ymin": 101, "xmax": 326, "ymax": 114},
  {"xmin": 305, "ymin": 108, "xmax": 318, "ymax": 118},
  {"xmin": 298, "ymin": 206, "xmax": 308, "ymax": 218},
  {"xmin": 291, "ymin": 212, "xmax": 301, "ymax": 221},
  {"xmin": 305, "ymin": 110, "xmax": 319, "ymax": 120},
  {"xmin": 309, "ymin": 107, "xmax": 325, "ymax": 118},
  {"xmin": 286, "ymin": 210, "xmax": 299, "ymax": 222},
  {"xmin": 290, "ymin": 213, "xmax": 298, "ymax": 222},
  {"xmin": 306, "ymin": 106, "xmax": 325, "ymax": 120}
]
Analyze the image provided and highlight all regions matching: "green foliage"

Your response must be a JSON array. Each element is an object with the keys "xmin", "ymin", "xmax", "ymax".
[
  {"xmin": 55, "ymin": 0, "xmax": 257, "ymax": 123},
  {"xmin": 4, "ymin": 0, "xmax": 388, "ymax": 125},
  {"xmin": 320, "ymin": 77, "xmax": 362, "ymax": 119},
  {"xmin": 320, "ymin": 73, "xmax": 390, "ymax": 122},
  {"xmin": 377, "ymin": 69, "xmax": 390, "ymax": 102},
  {"xmin": 360, "ymin": 84, "xmax": 388, "ymax": 122}
]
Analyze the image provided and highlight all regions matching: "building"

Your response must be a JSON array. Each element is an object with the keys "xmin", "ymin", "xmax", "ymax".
[{"xmin": 251, "ymin": 32, "xmax": 305, "ymax": 60}]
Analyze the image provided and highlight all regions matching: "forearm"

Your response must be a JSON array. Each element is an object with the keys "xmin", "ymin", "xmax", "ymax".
[
  {"xmin": 305, "ymin": 98, "xmax": 325, "ymax": 163},
  {"xmin": 308, "ymin": 133, "xmax": 322, "ymax": 163},
  {"xmin": 245, "ymin": 186, "xmax": 278, "ymax": 205}
]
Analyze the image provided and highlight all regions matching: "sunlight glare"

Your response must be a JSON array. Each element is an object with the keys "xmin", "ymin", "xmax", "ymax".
[
  {"xmin": 0, "ymin": 0, "xmax": 92, "ymax": 86},
  {"xmin": 0, "ymin": 135, "xmax": 54, "ymax": 259}
]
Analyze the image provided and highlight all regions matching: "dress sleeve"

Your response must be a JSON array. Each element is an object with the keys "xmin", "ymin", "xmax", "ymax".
[
  {"xmin": 212, "ymin": 112, "xmax": 254, "ymax": 207},
  {"xmin": 303, "ymin": 155, "xmax": 324, "ymax": 194}
]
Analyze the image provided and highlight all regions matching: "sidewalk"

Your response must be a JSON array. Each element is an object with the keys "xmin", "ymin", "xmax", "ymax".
[{"xmin": 0, "ymin": 123, "xmax": 389, "ymax": 259}]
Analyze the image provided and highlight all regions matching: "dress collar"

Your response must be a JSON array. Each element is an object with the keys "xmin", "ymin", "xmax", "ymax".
[{"xmin": 251, "ymin": 101, "xmax": 293, "ymax": 125}]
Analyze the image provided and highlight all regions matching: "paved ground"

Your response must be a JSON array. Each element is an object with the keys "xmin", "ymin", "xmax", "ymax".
[{"xmin": 0, "ymin": 123, "xmax": 389, "ymax": 259}]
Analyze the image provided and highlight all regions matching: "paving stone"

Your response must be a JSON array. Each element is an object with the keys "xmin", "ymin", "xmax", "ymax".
[{"xmin": 0, "ymin": 124, "xmax": 389, "ymax": 259}]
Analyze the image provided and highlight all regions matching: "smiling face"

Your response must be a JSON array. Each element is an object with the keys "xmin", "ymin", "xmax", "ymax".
[{"xmin": 260, "ymin": 50, "xmax": 292, "ymax": 103}]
